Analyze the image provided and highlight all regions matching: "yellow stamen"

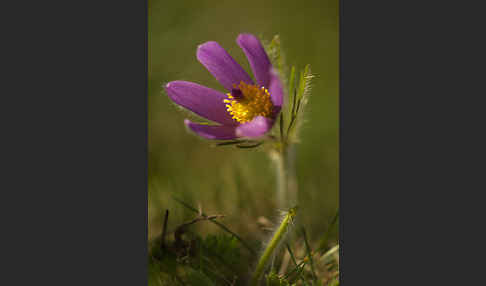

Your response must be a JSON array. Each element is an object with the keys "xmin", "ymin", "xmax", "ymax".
[{"xmin": 224, "ymin": 81, "xmax": 273, "ymax": 123}]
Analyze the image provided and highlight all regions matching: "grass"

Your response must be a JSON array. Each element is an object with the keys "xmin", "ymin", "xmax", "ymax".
[{"xmin": 149, "ymin": 199, "xmax": 339, "ymax": 285}]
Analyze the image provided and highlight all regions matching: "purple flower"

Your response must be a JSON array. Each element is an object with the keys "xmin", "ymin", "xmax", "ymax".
[{"xmin": 165, "ymin": 34, "xmax": 284, "ymax": 140}]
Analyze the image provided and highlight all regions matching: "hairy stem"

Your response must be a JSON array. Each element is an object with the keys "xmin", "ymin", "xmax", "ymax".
[
  {"xmin": 250, "ymin": 207, "xmax": 297, "ymax": 286},
  {"xmin": 272, "ymin": 143, "xmax": 298, "ymax": 210}
]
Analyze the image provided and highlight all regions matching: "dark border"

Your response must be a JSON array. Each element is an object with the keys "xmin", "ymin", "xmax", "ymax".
[
  {"xmin": 340, "ymin": 0, "xmax": 481, "ymax": 284},
  {"xmin": 4, "ymin": 0, "xmax": 148, "ymax": 284}
]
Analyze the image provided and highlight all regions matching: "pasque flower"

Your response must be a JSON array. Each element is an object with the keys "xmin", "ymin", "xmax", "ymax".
[{"xmin": 165, "ymin": 34, "xmax": 283, "ymax": 140}]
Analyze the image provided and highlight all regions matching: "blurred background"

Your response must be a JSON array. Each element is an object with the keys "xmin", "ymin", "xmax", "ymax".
[{"xmin": 149, "ymin": 0, "xmax": 338, "ymax": 244}]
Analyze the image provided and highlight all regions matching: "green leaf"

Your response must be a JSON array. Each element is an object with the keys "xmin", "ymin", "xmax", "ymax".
[
  {"xmin": 266, "ymin": 35, "xmax": 283, "ymax": 75},
  {"xmin": 236, "ymin": 141, "xmax": 263, "ymax": 148},
  {"xmin": 288, "ymin": 66, "xmax": 296, "ymax": 103},
  {"xmin": 297, "ymin": 64, "xmax": 311, "ymax": 101},
  {"xmin": 215, "ymin": 139, "xmax": 247, "ymax": 146}
]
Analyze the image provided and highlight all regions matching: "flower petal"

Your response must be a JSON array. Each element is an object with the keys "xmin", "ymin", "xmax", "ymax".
[
  {"xmin": 237, "ymin": 34, "xmax": 272, "ymax": 88},
  {"xmin": 235, "ymin": 116, "xmax": 273, "ymax": 138},
  {"xmin": 165, "ymin": 81, "xmax": 237, "ymax": 126},
  {"xmin": 268, "ymin": 68, "xmax": 284, "ymax": 111},
  {"xmin": 184, "ymin": 119, "xmax": 237, "ymax": 140},
  {"xmin": 197, "ymin": 41, "xmax": 253, "ymax": 91}
]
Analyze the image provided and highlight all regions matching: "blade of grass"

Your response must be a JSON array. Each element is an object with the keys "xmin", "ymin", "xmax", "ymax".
[
  {"xmin": 285, "ymin": 243, "xmax": 298, "ymax": 266},
  {"xmin": 320, "ymin": 244, "xmax": 339, "ymax": 264},
  {"xmin": 318, "ymin": 210, "xmax": 339, "ymax": 253},
  {"xmin": 302, "ymin": 228, "xmax": 317, "ymax": 283},
  {"xmin": 285, "ymin": 243, "xmax": 309, "ymax": 284},
  {"xmin": 172, "ymin": 196, "xmax": 257, "ymax": 256},
  {"xmin": 283, "ymin": 261, "xmax": 306, "ymax": 279}
]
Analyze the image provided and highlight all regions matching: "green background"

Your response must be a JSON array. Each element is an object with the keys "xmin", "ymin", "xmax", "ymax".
[{"xmin": 149, "ymin": 0, "xmax": 338, "ymax": 242}]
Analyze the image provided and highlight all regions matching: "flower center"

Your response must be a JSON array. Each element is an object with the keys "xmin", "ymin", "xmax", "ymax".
[{"xmin": 223, "ymin": 81, "xmax": 274, "ymax": 124}]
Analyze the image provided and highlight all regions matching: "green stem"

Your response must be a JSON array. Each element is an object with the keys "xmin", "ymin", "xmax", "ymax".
[
  {"xmin": 250, "ymin": 207, "xmax": 297, "ymax": 286},
  {"xmin": 274, "ymin": 148, "xmax": 287, "ymax": 209},
  {"xmin": 273, "ymin": 143, "xmax": 298, "ymax": 209}
]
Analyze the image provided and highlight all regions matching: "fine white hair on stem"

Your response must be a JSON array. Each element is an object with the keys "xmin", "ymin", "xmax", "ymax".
[{"xmin": 250, "ymin": 207, "xmax": 297, "ymax": 285}]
